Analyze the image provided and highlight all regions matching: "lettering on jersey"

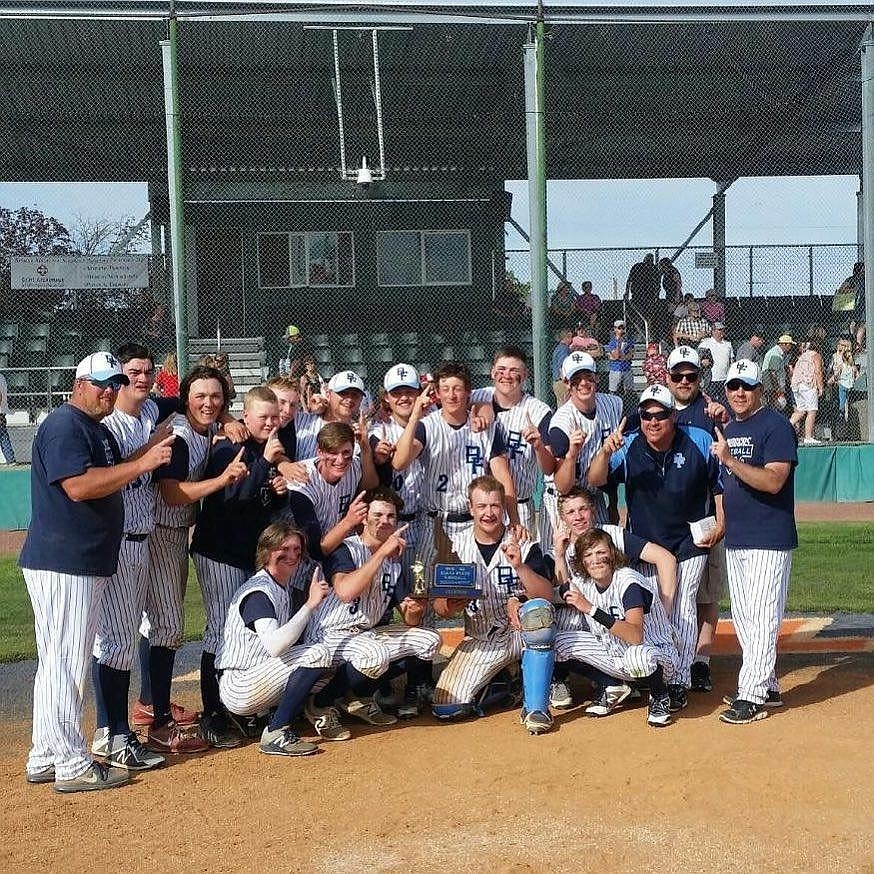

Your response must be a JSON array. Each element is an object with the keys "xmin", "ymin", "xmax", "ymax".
[
  {"xmin": 496, "ymin": 566, "xmax": 519, "ymax": 595},
  {"xmin": 506, "ymin": 430, "xmax": 525, "ymax": 459},
  {"xmin": 348, "ymin": 596, "xmax": 361, "ymax": 615},
  {"xmin": 672, "ymin": 452, "xmax": 687, "ymax": 470},
  {"xmin": 392, "ymin": 473, "xmax": 404, "ymax": 492},
  {"xmin": 338, "ymin": 493, "xmax": 353, "ymax": 516},
  {"xmin": 726, "ymin": 435, "xmax": 755, "ymax": 468},
  {"xmin": 101, "ymin": 438, "xmax": 115, "ymax": 466},
  {"xmin": 435, "ymin": 473, "xmax": 449, "ymax": 492},
  {"xmin": 465, "ymin": 445, "xmax": 484, "ymax": 474},
  {"xmin": 380, "ymin": 572, "xmax": 394, "ymax": 596}
]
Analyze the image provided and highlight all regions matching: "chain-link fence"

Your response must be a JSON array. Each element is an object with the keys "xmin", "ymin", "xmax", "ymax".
[{"xmin": 1, "ymin": 8, "xmax": 870, "ymax": 457}]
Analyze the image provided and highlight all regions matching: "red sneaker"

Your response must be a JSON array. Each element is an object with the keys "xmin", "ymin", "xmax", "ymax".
[
  {"xmin": 132, "ymin": 700, "xmax": 199, "ymax": 727},
  {"xmin": 146, "ymin": 720, "xmax": 210, "ymax": 754}
]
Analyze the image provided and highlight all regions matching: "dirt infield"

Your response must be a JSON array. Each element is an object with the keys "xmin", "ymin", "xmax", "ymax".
[{"xmin": 1, "ymin": 652, "xmax": 874, "ymax": 872}]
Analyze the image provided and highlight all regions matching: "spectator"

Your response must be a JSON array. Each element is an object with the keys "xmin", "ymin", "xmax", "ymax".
[
  {"xmin": 835, "ymin": 261, "xmax": 865, "ymax": 351},
  {"xmin": 0, "ymin": 369, "xmax": 16, "ymax": 464},
  {"xmin": 673, "ymin": 299, "xmax": 710, "ymax": 347},
  {"xmin": 642, "ymin": 342, "xmax": 668, "ymax": 386},
  {"xmin": 790, "ymin": 336, "xmax": 825, "ymax": 444},
  {"xmin": 659, "ymin": 257, "xmax": 683, "ymax": 311},
  {"xmin": 762, "ymin": 334, "xmax": 795, "ymax": 411},
  {"xmin": 299, "ymin": 355, "xmax": 326, "ymax": 412},
  {"xmin": 672, "ymin": 292, "xmax": 695, "ymax": 323},
  {"xmin": 551, "ymin": 329, "xmax": 573, "ymax": 406},
  {"xmin": 143, "ymin": 303, "xmax": 172, "ymax": 352},
  {"xmin": 154, "ymin": 352, "xmax": 179, "ymax": 398},
  {"xmin": 697, "ymin": 322, "xmax": 734, "ymax": 399},
  {"xmin": 827, "ymin": 338, "xmax": 858, "ymax": 426},
  {"xmin": 736, "ymin": 331, "xmax": 765, "ymax": 366},
  {"xmin": 625, "ymin": 253, "xmax": 661, "ymax": 333},
  {"xmin": 549, "ymin": 281, "xmax": 577, "ymax": 326},
  {"xmin": 278, "ymin": 325, "xmax": 313, "ymax": 380},
  {"xmin": 569, "ymin": 322, "xmax": 603, "ymax": 358},
  {"xmin": 574, "ymin": 281, "xmax": 602, "ymax": 332},
  {"xmin": 700, "ymin": 288, "xmax": 725, "ymax": 325},
  {"xmin": 605, "ymin": 320, "xmax": 635, "ymax": 396},
  {"xmin": 697, "ymin": 349, "xmax": 713, "ymax": 393}
]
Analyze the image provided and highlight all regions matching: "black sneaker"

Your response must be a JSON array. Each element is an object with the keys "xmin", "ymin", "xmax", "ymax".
[
  {"xmin": 722, "ymin": 691, "xmax": 784, "ymax": 708},
  {"xmin": 198, "ymin": 711, "xmax": 244, "ymax": 748},
  {"xmin": 647, "ymin": 692, "xmax": 672, "ymax": 727},
  {"xmin": 690, "ymin": 662, "xmax": 713, "ymax": 692},
  {"xmin": 719, "ymin": 698, "xmax": 768, "ymax": 724},
  {"xmin": 585, "ymin": 683, "xmax": 632, "ymax": 717},
  {"xmin": 227, "ymin": 711, "xmax": 266, "ymax": 739},
  {"xmin": 667, "ymin": 684, "xmax": 688, "ymax": 712},
  {"xmin": 520, "ymin": 709, "xmax": 554, "ymax": 734}
]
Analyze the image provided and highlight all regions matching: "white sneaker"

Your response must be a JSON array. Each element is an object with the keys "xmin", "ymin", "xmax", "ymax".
[{"xmin": 549, "ymin": 681, "xmax": 573, "ymax": 709}]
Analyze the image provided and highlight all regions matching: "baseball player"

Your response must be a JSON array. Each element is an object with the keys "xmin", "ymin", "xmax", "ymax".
[
  {"xmin": 216, "ymin": 521, "xmax": 335, "ymax": 757},
  {"xmin": 392, "ymin": 361, "xmax": 520, "ymax": 569},
  {"xmin": 588, "ymin": 384, "xmax": 723, "ymax": 714},
  {"xmin": 190, "ymin": 386, "xmax": 291, "ymax": 748},
  {"xmin": 469, "ymin": 345, "xmax": 554, "ymax": 539},
  {"xmin": 711, "ymin": 360, "xmax": 798, "ymax": 724},
  {"xmin": 549, "ymin": 351, "xmax": 623, "ymax": 524},
  {"xmin": 19, "ymin": 351, "xmax": 173, "ymax": 792},
  {"xmin": 553, "ymin": 528, "xmax": 679, "ymax": 728},
  {"xmin": 89, "ymin": 343, "xmax": 181, "ymax": 772},
  {"xmin": 287, "ymin": 421, "xmax": 379, "ymax": 561},
  {"xmin": 369, "ymin": 363, "xmax": 427, "ymax": 580},
  {"xmin": 430, "ymin": 475, "xmax": 553, "ymax": 727},
  {"xmin": 144, "ymin": 365, "xmax": 247, "ymax": 754},
  {"xmin": 303, "ymin": 487, "xmax": 441, "ymax": 737},
  {"xmin": 295, "ymin": 370, "xmax": 367, "ymax": 461}
]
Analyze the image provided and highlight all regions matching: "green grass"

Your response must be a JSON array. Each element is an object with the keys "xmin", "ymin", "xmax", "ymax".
[{"xmin": 1, "ymin": 523, "xmax": 872, "ymax": 663}]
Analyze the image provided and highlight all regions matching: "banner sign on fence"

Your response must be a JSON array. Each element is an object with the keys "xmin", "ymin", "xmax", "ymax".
[
  {"xmin": 694, "ymin": 251, "xmax": 718, "ymax": 269},
  {"xmin": 11, "ymin": 255, "xmax": 150, "ymax": 290}
]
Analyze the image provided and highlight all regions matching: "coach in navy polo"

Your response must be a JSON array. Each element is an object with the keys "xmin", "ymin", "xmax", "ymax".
[
  {"xmin": 710, "ymin": 359, "xmax": 798, "ymax": 725},
  {"xmin": 588, "ymin": 383, "xmax": 723, "ymax": 713},
  {"xmin": 19, "ymin": 351, "xmax": 173, "ymax": 793}
]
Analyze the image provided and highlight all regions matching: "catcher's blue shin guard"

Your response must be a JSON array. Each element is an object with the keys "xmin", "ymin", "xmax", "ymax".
[{"xmin": 519, "ymin": 599, "xmax": 556, "ymax": 733}]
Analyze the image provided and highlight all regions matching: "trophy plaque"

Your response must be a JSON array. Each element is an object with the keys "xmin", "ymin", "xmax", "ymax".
[{"xmin": 431, "ymin": 563, "xmax": 482, "ymax": 600}]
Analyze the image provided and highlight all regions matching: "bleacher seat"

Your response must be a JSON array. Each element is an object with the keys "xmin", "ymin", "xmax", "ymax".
[
  {"xmin": 51, "ymin": 354, "xmax": 77, "ymax": 368},
  {"xmin": 25, "ymin": 337, "xmax": 48, "ymax": 354},
  {"xmin": 372, "ymin": 347, "xmax": 395, "ymax": 364},
  {"xmin": 398, "ymin": 332, "xmax": 419, "ymax": 346},
  {"xmin": 0, "ymin": 339, "xmax": 14, "ymax": 356},
  {"xmin": 26, "ymin": 323, "xmax": 51, "ymax": 339},
  {"xmin": 0, "ymin": 322, "xmax": 18, "ymax": 339},
  {"xmin": 0, "ymin": 354, "xmax": 7, "ymax": 369},
  {"xmin": 369, "ymin": 333, "xmax": 390, "ymax": 347},
  {"xmin": 310, "ymin": 333, "xmax": 331, "ymax": 348},
  {"xmin": 338, "ymin": 333, "xmax": 360, "ymax": 347},
  {"xmin": 314, "ymin": 348, "xmax": 333, "ymax": 366},
  {"xmin": 5, "ymin": 372, "xmax": 29, "ymax": 392}
]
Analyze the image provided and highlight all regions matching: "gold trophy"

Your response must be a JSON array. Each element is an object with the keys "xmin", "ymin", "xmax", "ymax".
[{"xmin": 409, "ymin": 555, "xmax": 429, "ymax": 598}]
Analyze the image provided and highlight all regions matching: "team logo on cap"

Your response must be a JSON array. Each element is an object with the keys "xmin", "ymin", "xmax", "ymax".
[
  {"xmin": 396, "ymin": 366, "xmax": 409, "ymax": 379},
  {"xmin": 737, "ymin": 361, "xmax": 749, "ymax": 372},
  {"xmin": 679, "ymin": 347, "xmax": 691, "ymax": 358},
  {"xmin": 571, "ymin": 353, "xmax": 585, "ymax": 363},
  {"xmin": 346, "ymin": 372, "xmax": 356, "ymax": 381}
]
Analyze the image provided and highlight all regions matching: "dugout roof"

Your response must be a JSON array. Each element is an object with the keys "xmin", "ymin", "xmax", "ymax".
[{"xmin": 0, "ymin": 2, "xmax": 870, "ymax": 184}]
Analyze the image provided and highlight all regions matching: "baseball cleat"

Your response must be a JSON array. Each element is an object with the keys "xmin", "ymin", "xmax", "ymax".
[
  {"xmin": 690, "ymin": 662, "xmax": 713, "ymax": 692},
  {"xmin": 340, "ymin": 696, "xmax": 398, "ymax": 726},
  {"xmin": 259, "ymin": 726, "xmax": 318, "ymax": 757},
  {"xmin": 106, "ymin": 733, "xmax": 165, "ymax": 771},
  {"xmin": 132, "ymin": 699, "xmax": 199, "ymax": 727},
  {"xmin": 91, "ymin": 726, "xmax": 110, "ymax": 757},
  {"xmin": 146, "ymin": 720, "xmax": 210, "ymax": 754},
  {"xmin": 667, "ymin": 684, "xmax": 688, "ymax": 712},
  {"xmin": 198, "ymin": 711, "xmax": 244, "ymax": 748},
  {"xmin": 226, "ymin": 711, "xmax": 266, "ymax": 739},
  {"xmin": 549, "ymin": 681, "xmax": 573, "ymax": 709},
  {"xmin": 722, "ymin": 690, "xmax": 784, "ymax": 708},
  {"xmin": 54, "ymin": 762, "xmax": 130, "ymax": 794},
  {"xmin": 304, "ymin": 698, "xmax": 352, "ymax": 741},
  {"xmin": 719, "ymin": 698, "xmax": 768, "ymax": 724},
  {"xmin": 25, "ymin": 764, "xmax": 56, "ymax": 785},
  {"xmin": 521, "ymin": 709, "xmax": 554, "ymax": 735},
  {"xmin": 647, "ymin": 693, "xmax": 672, "ymax": 727},
  {"xmin": 585, "ymin": 683, "xmax": 632, "ymax": 717}
]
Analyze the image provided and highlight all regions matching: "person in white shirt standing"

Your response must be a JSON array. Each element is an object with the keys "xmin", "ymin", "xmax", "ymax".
[{"xmin": 698, "ymin": 322, "xmax": 734, "ymax": 401}]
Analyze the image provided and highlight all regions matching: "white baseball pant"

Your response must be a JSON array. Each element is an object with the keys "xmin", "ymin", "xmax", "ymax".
[
  {"xmin": 433, "ymin": 633, "xmax": 523, "ymax": 707},
  {"xmin": 320, "ymin": 625, "xmax": 441, "ymax": 679},
  {"xmin": 554, "ymin": 629, "xmax": 677, "ymax": 682},
  {"xmin": 192, "ymin": 553, "xmax": 249, "ymax": 655},
  {"xmin": 142, "ymin": 524, "xmax": 189, "ymax": 649}
]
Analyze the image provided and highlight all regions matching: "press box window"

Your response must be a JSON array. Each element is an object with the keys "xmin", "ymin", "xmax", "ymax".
[
  {"xmin": 257, "ymin": 232, "xmax": 355, "ymax": 288},
  {"xmin": 377, "ymin": 230, "xmax": 472, "ymax": 286}
]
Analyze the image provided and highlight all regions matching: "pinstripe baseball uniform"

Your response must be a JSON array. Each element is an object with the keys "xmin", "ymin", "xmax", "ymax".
[
  {"xmin": 432, "ymin": 529, "xmax": 547, "ymax": 708},
  {"xmin": 413, "ymin": 413, "xmax": 505, "ymax": 566},
  {"xmin": 554, "ymin": 567, "xmax": 678, "ymax": 681},
  {"xmin": 143, "ymin": 414, "xmax": 213, "ymax": 649},
  {"xmin": 548, "ymin": 394, "xmax": 623, "ymax": 523},
  {"xmin": 19, "ymin": 403, "xmax": 123, "ymax": 782},
  {"xmin": 217, "ymin": 570, "xmax": 334, "ymax": 715},
  {"xmin": 370, "ymin": 416, "xmax": 426, "ymax": 577},
  {"xmin": 470, "ymin": 387, "xmax": 553, "ymax": 535},
  {"xmin": 94, "ymin": 398, "xmax": 177, "ymax": 671},
  {"xmin": 287, "ymin": 456, "xmax": 363, "ymax": 560},
  {"xmin": 304, "ymin": 535, "xmax": 440, "ymax": 678},
  {"xmin": 721, "ymin": 407, "xmax": 797, "ymax": 705},
  {"xmin": 295, "ymin": 412, "xmax": 362, "ymax": 462}
]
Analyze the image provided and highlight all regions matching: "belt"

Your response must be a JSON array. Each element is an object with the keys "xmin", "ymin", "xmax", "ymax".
[
  {"xmin": 399, "ymin": 513, "xmax": 418, "ymax": 522},
  {"xmin": 124, "ymin": 533, "xmax": 149, "ymax": 543},
  {"xmin": 517, "ymin": 497, "xmax": 531, "ymax": 504},
  {"xmin": 427, "ymin": 511, "xmax": 473, "ymax": 524}
]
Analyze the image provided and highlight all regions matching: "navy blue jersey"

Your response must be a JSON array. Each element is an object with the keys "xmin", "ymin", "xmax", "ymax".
[
  {"xmin": 190, "ymin": 437, "xmax": 282, "ymax": 571},
  {"xmin": 722, "ymin": 408, "xmax": 798, "ymax": 550},
  {"xmin": 278, "ymin": 420, "xmax": 296, "ymax": 462},
  {"xmin": 607, "ymin": 425, "xmax": 722, "ymax": 560},
  {"xmin": 626, "ymin": 393, "xmax": 716, "ymax": 437},
  {"xmin": 20, "ymin": 404, "xmax": 124, "ymax": 576}
]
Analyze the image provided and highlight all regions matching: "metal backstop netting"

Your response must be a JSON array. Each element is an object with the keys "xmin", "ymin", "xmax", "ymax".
[{"xmin": 1, "ymin": 4, "xmax": 872, "ymax": 456}]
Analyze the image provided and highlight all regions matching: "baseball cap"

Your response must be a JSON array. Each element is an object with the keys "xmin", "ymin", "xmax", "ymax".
[
  {"xmin": 285, "ymin": 324, "xmax": 301, "ymax": 338},
  {"xmin": 639, "ymin": 384, "xmax": 675, "ymax": 410},
  {"xmin": 613, "ymin": 320, "xmax": 625, "ymax": 328},
  {"xmin": 327, "ymin": 370, "xmax": 365, "ymax": 393},
  {"xmin": 383, "ymin": 363, "xmax": 420, "ymax": 392},
  {"xmin": 666, "ymin": 345, "xmax": 700, "ymax": 371},
  {"xmin": 561, "ymin": 351, "xmax": 597, "ymax": 380},
  {"xmin": 725, "ymin": 359, "xmax": 762, "ymax": 386},
  {"xmin": 75, "ymin": 351, "xmax": 129, "ymax": 385},
  {"xmin": 777, "ymin": 334, "xmax": 796, "ymax": 345}
]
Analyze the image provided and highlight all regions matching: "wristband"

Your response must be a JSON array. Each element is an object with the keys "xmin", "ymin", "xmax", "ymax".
[{"xmin": 587, "ymin": 605, "xmax": 615, "ymax": 629}]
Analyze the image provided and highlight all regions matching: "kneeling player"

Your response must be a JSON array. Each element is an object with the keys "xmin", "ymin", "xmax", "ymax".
[
  {"xmin": 302, "ymin": 488, "xmax": 441, "ymax": 739},
  {"xmin": 553, "ymin": 529, "xmax": 679, "ymax": 727},
  {"xmin": 431, "ymin": 475, "xmax": 553, "ymax": 729},
  {"xmin": 216, "ymin": 522, "xmax": 334, "ymax": 757}
]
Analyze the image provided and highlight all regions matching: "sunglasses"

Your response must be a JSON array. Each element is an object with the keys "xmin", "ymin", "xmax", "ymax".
[
  {"xmin": 669, "ymin": 371, "xmax": 699, "ymax": 384},
  {"xmin": 87, "ymin": 378, "xmax": 123, "ymax": 391},
  {"xmin": 726, "ymin": 380, "xmax": 757, "ymax": 392},
  {"xmin": 639, "ymin": 408, "xmax": 672, "ymax": 422}
]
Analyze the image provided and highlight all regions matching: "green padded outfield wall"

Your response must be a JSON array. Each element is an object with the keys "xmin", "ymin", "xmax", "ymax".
[{"xmin": 0, "ymin": 447, "xmax": 872, "ymax": 531}]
